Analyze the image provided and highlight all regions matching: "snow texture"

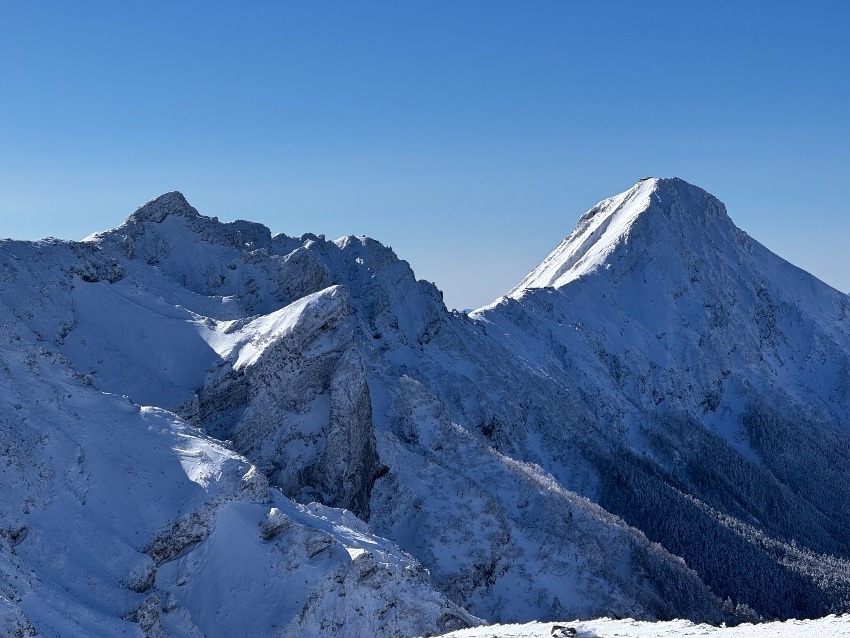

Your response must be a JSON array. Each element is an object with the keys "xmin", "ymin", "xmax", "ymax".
[{"xmin": 431, "ymin": 615, "xmax": 850, "ymax": 638}]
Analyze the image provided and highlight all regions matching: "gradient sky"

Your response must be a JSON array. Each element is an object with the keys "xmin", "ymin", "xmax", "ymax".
[{"xmin": 1, "ymin": 2, "xmax": 848, "ymax": 309}]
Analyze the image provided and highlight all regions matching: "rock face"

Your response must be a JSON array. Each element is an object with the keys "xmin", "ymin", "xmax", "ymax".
[
  {"xmin": 192, "ymin": 285, "xmax": 380, "ymax": 520},
  {"xmin": 3, "ymin": 179, "xmax": 850, "ymax": 635}
]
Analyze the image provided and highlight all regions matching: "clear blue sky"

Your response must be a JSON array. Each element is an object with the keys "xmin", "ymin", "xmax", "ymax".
[{"xmin": 1, "ymin": 2, "xmax": 848, "ymax": 309}]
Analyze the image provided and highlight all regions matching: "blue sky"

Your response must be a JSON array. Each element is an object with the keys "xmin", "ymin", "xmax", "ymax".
[{"xmin": 1, "ymin": 2, "xmax": 848, "ymax": 309}]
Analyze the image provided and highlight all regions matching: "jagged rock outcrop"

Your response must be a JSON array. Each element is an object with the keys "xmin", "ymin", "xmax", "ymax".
[{"xmin": 192, "ymin": 285, "xmax": 380, "ymax": 520}]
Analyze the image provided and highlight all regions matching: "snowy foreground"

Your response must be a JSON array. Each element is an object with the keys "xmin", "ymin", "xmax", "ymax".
[{"xmin": 431, "ymin": 615, "xmax": 850, "ymax": 637}]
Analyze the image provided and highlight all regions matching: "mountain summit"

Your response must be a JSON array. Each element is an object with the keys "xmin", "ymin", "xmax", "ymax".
[
  {"xmin": 128, "ymin": 190, "xmax": 200, "ymax": 223},
  {"xmin": 511, "ymin": 177, "xmax": 734, "ymax": 295}
]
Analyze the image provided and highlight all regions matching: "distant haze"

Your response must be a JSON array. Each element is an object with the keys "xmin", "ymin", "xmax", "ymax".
[{"xmin": 1, "ymin": 2, "xmax": 848, "ymax": 309}]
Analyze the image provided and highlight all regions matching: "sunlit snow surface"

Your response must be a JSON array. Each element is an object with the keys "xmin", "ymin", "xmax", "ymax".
[
  {"xmin": 509, "ymin": 178, "xmax": 656, "ymax": 293},
  {"xmin": 432, "ymin": 615, "xmax": 850, "ymax": 638}
]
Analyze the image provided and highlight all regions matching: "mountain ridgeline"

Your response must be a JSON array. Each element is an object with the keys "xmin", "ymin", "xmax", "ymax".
[{"xmin": 2, "ymin": 178, "xmax": 850, "ymax": 637}]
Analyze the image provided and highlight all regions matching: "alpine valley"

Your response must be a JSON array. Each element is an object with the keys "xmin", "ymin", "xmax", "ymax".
[{"xmin": 3, "ymin": 178, "xmax": 850, "ymax": 637}]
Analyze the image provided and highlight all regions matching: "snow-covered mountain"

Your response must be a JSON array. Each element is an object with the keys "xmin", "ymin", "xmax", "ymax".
[
  {"xmin": 2, "ymin": 177, "xmax": 850, "ymax": 636},
  {"xmin": 471, "ymin": 178, "xmax": 850, "ymax": 618}
]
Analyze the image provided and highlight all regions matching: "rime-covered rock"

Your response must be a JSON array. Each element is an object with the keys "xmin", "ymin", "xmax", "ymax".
[{"xmin": 193, "ymin": 285, "xmax": 380, "ymax": 519}]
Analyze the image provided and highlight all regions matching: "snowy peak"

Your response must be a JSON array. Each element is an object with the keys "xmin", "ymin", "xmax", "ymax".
[
  {"xmin": 127, "ymin": 190, "xmax": 200, "ymax": 223},
  {"xmin": 509, "ymin": 177, "xmax": 731, "ymax": 295}
]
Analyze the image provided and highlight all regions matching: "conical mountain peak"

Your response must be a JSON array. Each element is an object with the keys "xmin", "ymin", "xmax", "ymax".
[
  {"xmin": 127, "ymin": 191, "xmax": 200, "ymax": 224},
  {"xmin": 510, "ymin": 177, "xmax": 731, "ymax": 295}
]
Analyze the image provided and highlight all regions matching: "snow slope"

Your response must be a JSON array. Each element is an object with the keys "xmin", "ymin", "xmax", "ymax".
[
  {"xmin": 0, "ymin": 319, "xmax": 264, "ymax": 636},
  {"xmin": 509, "ymin": 177, "xmax": 657, "ymax": 293}
]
